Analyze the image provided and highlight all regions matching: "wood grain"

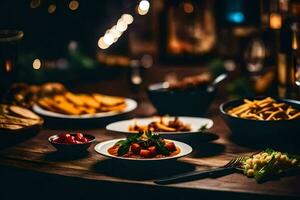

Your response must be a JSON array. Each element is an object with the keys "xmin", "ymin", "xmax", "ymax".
[{"xmin": 0, "ymin": 67, "xmax": 299, "ymax": 199}]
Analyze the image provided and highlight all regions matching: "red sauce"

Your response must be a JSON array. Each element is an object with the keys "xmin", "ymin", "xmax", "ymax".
[{"xmin": 108, "ymin": 145, "xmax": 181, "ymax": 159}]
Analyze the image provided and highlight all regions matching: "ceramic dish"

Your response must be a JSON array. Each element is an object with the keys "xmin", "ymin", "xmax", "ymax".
[
  {"xmin": 33, "ymin": 98, "xmax": 137, "ymax": 119},
  {"xmin": 94, "ymin": 138, "xmax": 192, "ymax": 161},
  {"xmin": 220, "ymin": 97, "xmax": 300, "ymax": 140},
  {"xmin": 106, "ymin": 116, "xmax": 213, "ymax": 135}
]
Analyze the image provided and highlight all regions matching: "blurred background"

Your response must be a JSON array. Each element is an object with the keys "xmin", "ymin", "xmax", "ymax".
[{"xmin": 0, "ymin": 0, "xmax": 299, "ymax": 99}]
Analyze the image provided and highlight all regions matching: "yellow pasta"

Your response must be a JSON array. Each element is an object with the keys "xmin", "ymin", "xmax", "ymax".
[{"xmin": 227, "ymin": 97, "xmax": 300, "ymax": 121}]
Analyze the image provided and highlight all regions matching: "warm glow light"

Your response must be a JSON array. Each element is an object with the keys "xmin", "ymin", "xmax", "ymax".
[
  {"xmin": 183, "ymin": 2, "xmax": 194, "ymax": 14},
  {"xmin": 69, "ymin": 0, "xmax": 79, "ymax": 11},
  {"xmin": 33, "ymin": 59, "xmax": 41, "ymax": 70},
  {"xmin": 121, "ymin": 14, "xmax": 134, "ymax": 24},
  {"xmin": 116, "ymin": 19, "xmax": 128, "ymax": 32},
  {"xmin": 103, "ymin": 33, "xmax": 114, "ymax": 45},
  {"xmin": 139, "ymin": 0, "xmax": 150, "ymax": 11},
  {"xmin": 4, "ymin": 60, "xmax": 12, "ymax": 72},
  {"xmin": 98, "ymin": 13, "xmax": 134, "ymax": 50},
  {"xmin": 98, "ymin": 37, "xmax": 109, "ymax": 49},
  {"xmin": 292, "ymin": 24, "xmax": 299, "ymax": 50},
  {"xmin": 30, "ymin": 0, "xmax": 40, "ymax": 9},
  {"xmin": 270, "ymin": 13, "xmax": 282, "ymax": 29},
  {"xmin": 48, "ymin": 4, "xmax": 56, "ymax": 14},
  {"xmin": 137, "ymin": 0, "xmax": 150, "ymax": 15},
  {"xmin": 110, "ymin": 26, "xmax": 122, "ymax": 38},
  {"xmin": 106, "ymin": 30, "xmax": 117, "ymax": 43},
  {"xmin": 68, "ymin": 41, "xmax": 78, "ymax": 51}
]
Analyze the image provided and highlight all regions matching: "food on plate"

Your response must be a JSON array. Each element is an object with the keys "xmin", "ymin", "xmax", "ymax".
[
  {"xmin": 0, "ymin": 104, "xmax": 43, "ymax": 131},
  {"xmin": 108, "ymin": 131, "xmax": 180, "ymax": 158},
  {"xmin": 128, "ymin": 117, "xmax": 191, "ymax": 132},
  {"xmin": 227, "ymin": 97, "xmax": 300, "ymax": 120},
  {"xmin": 37, "ymin": 92, "xmax": 126, "ymax": 115},
  {"xmin": 240, "ymin": 149, "xmax": 299, "ymax": 183},
  {"xmin": 52, "ymin": 133, "xmax": 91, "ymax": 144},
  {"xmin": 3, "ymin": 82, "xmax": 66, "ymax": 108},
  {"xmin": 168, "ymin": 72, "xmax": 212, "ymax": 91}
]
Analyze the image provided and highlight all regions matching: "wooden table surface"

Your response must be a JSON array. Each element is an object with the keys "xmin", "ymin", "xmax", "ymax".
[{"xmin": 0, "ymin": 66, "xmax": 299, "ymax": 200}]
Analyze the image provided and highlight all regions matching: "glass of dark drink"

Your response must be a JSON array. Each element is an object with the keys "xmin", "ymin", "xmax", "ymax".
[{"xmin": 0, "ymin": 30, "xmax": 24, "ymax": 101}]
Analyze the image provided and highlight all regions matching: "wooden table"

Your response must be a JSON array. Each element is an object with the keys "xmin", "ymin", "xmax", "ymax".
[{"xmin": 0, "ymin": 67, "xmax": 299, "ymax": 200}]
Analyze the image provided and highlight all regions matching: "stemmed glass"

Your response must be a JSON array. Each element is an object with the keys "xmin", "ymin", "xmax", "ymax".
[{"xmin": 0, "ymin": 30, "xmax": 24, "ymax": 100}]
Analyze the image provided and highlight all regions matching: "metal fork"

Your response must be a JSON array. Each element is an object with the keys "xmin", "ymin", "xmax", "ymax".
[{"xmin": 154, "ymin": 156, "xmax": 245, "ymax": 185}]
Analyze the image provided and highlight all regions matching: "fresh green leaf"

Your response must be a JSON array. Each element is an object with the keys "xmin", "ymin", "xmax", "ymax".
[
  {"xmin": 155, "ymin": 140, "xmax": 170, "ymax": 155},
  {"xmin": 115, "ymin": 140, "xmax": 128, "ymax": 146},
  {"xmin": 198, "ymin": 124, "xmax": 208, "ymax": 132},
  {"xmin": 254, "ymin": 155, "xmax": 277, "ymax": 183},
  {"xmin": 127, "ymin": 131, "xmax": 143, "ymax": 143},
  {"xmin": 145, "ymin": 130, "xmax": 152, "ymax": 139},
  {"xmin": 151, "ymin": 133, "xmax": 160, "ymax": 140},
  {"xmin": 117, "ymin": 143, "xmax": 130, "ymax": 156},
  {"xmin": 264, "ymin": 148, "xmax": 275, "ymax": 155}
]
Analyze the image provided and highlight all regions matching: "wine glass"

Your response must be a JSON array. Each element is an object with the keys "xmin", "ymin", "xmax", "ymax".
[
  {"xmin": 0, "ymin": 30, "xmax": 24, "ymax": 100},
  {"xmin": 244, "ymin": 38, "xmax": 267, "ymax": 73}
]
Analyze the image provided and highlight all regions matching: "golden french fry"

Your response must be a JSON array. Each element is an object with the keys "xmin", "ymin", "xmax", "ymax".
[
  {"xmin": 289, "ymin": 112, "xmax": 300, "ymax": 120},
  {"xmin": 93, "ymin": 93, "xmax": 125, "ymax": 107},
  {"xmin": 154, "ymin": 122, "xmax": 176, "ymax": 132},
  {"xmin": 51, "ymin": 101, "xmax": 81, "ymax": 115},
  {"xmin": 65, "ymin": 92, "xmax": 85, "ymax": 106},
  {"xmin": 78, "ymin": 95, "xmax": 100, "ymax": 108},
  {"xmin": 100, "ymin": 103, "xmax": 126, "ymax": 112}
]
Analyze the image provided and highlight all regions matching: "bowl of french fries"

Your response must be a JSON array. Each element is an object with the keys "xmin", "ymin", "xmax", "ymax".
[{"xmin": 220, "ymin": 97, "xmax": 300, "ymax": 140}]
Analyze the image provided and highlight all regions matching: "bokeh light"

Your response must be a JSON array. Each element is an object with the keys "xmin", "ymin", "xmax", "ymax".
[{"xmin": 33, "ymin": 59, "xmax": 41, "ymax": 70}]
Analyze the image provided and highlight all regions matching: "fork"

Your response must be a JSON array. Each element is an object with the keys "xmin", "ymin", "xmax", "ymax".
[{"xmin": 154, "ymin": 156, "xmax": 245, "ymax": 185}]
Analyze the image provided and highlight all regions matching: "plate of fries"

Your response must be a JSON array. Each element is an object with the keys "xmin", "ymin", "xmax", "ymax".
[
  {"xmin": 220, "ymin": 97, "xmax": 300, "ymax": 139},
  {"xmin": 32, "ymin": 92, "xmax": 137, "ymax": 119}
]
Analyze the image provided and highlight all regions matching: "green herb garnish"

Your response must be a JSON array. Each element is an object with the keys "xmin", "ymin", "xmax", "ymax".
[
  {"xmin": 115, "ymin": 131, "xmax": 172, "ymax": 156},
  {"xmin": 198, "ymin": 123, "xmax": 208, "ymax": 132}
]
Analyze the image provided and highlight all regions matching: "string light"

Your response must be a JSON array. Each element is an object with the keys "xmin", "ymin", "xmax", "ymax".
[
  {"xmin": 110, "ymin": 26, "xmax": 122, "ymax": 38},
  {"xmin": 183, "ymin": 2, "xmax": 194, "ymax": 14},
  {"xmin": 33, "ymin": 59, "xmax": 41, "ymax": 70},
  {"xmin": 121, "ymin": 14, "xmax": 134, "ymax": 24},
  {"xmin": 69, "ymin": 0, "xmax": 79, "ymax": 11},
  {"xmin": 30, "ymin": 0, "xmax": 41, "ymax": 8},
  {"xmin": 48, "ymin": 4, "xmax": 56, "ymax": 14},
  {"xmin": 137, "ymin": 0, "xmax": 150, "ymax": 15},
  {"xmin": 98, "ymin": 13, "xmax": 134, "ymax": 50},
  {"xmin": 270, "ymin": 13, "xmax": 282, "ymax": 29},
  {"xmin": 98, "ymin": 37, "xmax": 109, "ymax": 49},
  {"xmin": 116, "ymin": 19, "xmax": 128, "ymax": 32},
  {"xmin": 103, "ymin": 33, "xmax": 114, "ymax": 45}
]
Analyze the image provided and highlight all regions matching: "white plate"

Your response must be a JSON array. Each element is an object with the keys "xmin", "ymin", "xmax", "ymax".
[
  {"xmin": 32, "ymin": 98, "xmax": 137, "ymax": 119},
  {"xmin": 106, "ymin": 116, "xmax": 213, "ymax": 135},
  {"xmin": 94, "ymin": 138, "xmax": 193, "ymax": 161}
]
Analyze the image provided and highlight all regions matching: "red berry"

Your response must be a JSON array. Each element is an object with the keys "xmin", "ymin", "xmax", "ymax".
[
  {"xmin": 80, "ymin": 137, "xmax": 88, "ymax": 143},
  {"xmin": 53, "ymin": 138, "xmax": 62, "ymax": 143},
  {"xmin": 140, "ymin": 149, "xmax": 153, "ymax": 158},
  {"xmin": 60, "ymin": 133, "xmax": 71, "ymax": 139},
  {"xmin": 165, "ymin": 142, "xmax": 176, "ymax": 151},
  {"xmin": 66, "ymin": 136, "xmax": 76, "ymax": 144},
  {"xmin": 75, "ymin": 133, "xmax": 84, "ymax": 140},
  {"xmin": 131, "ymin": 143, "xmax": 141, "ymax": 154},
  {"xmin": 148, "ymin": 146, "xmax": 157, "ymax": 156}
]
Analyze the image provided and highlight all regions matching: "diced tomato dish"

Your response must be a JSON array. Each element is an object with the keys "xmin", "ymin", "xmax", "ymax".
[{"xmin": 53, "ymin": 133, "xmax": 90, "ymax": 144}]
